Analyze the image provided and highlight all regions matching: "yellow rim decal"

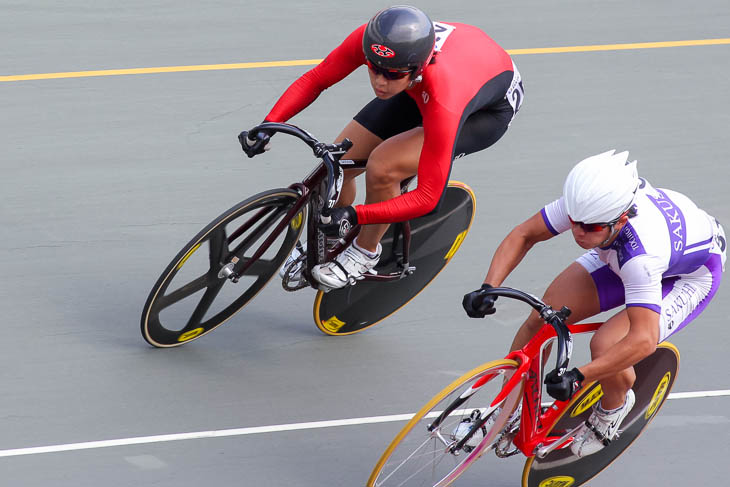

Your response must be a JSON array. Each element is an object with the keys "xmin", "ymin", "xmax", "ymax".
[
  {"xmin": 290, "ymin": 211, "xmax": 303, "ymax": 230},
  {"xmin": 571, "ymin": 385, "xmax": 603, "ymax": 417},
  {"xmin": 444, "ymin": 230, "xmax": 468, "ymax": 260},
  {"xmin": 178, "ymin": 327, "xmax": 204, "ymax": 342},
  {"xmin": 176, "ymin": 243, "xmax": 201, "ymax": 270},
  {"xmin": 539, "ymin": 476, "xmax": 575, "ymax": 487},
  {"xmin": 646, "ymin": 372, "xmax": 671, "ymax": 419},
  {"xmin": 321, "ymin": 316, "xmax": 346, "ymax": 333}
]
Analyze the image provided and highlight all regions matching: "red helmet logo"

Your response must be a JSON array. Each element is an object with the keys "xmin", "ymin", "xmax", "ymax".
[{"xmin": 370, "ymin": 44, "xmax": 395, "ymax": 58}]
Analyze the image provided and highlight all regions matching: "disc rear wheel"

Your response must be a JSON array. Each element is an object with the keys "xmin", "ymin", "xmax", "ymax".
[{"xmin": 314, "ymin": 182, "xmax": 475, "ymax": 335}]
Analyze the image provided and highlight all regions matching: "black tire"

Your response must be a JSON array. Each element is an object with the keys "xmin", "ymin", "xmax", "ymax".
[
  {"xmin": 523, "ymin": 343, "xmax": 680, "ymax": 487},
  {"xmin": 141, "ymin": 188, "xmax": 305, "ymax": 347},
  {"xmin": 313, "ymin": 181, "xmax": 475, "ymax": 335}
]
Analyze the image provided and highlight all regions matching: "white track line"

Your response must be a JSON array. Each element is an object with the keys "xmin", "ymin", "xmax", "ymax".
[{"xmin": 0, "ymin": 389, "xmax": 727, "ymax": 458}]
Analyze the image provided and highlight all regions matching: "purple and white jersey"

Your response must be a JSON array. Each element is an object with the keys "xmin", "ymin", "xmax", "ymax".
[{"xmin": 540, "ymin": 178, "xmax": 717, "ymax": 312}]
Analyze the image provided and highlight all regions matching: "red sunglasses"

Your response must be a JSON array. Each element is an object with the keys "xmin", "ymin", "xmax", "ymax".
[
  {"xmin": 569, "ymin": 210, "xmax": 629, "ymax": 232},
  {"xmin": 568, "ymin": 217, "xmax": 609, "ymax": 233},
  {"xmin": 366, "ymin": 60, "xmax": 412, "ymax": 80}
]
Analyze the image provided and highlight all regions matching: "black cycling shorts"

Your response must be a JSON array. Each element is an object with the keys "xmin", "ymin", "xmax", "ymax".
[{"xmin": 353, "ymin": 75, "xmax": 515, "ymax": 160}]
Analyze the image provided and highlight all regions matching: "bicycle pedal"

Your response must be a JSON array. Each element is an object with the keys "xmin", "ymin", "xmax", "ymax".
[
  {"xmin": 555, "ymin": 437, "xmax": 575, "ymax": 450},
  {"xmin": 318, "ymin": 284, "xmax": 335, "ymax": 293}
]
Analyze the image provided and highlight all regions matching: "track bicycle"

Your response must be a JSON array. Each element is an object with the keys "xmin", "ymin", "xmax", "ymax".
[
  {"xmin": 141, "ymin": 122, "xmax": 476, "ymax": 347},
  {"xmin": 368, "ymin": 286, "xmax": 679, "ymax": 487}
]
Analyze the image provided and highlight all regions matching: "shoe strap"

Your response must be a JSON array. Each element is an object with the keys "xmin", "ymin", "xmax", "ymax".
[
  {"xmin": 583, "ymin": 419, "xmax": 612, "ymax": 446},
  {"xmin": 332, "ymin": 259, "xmax": 350, "ymax": 278}
]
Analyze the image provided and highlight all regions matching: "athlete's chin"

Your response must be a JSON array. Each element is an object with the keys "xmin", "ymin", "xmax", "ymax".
[{"xmin": 374, "ymin": 90, "xmax": 394, "ymax": 99}]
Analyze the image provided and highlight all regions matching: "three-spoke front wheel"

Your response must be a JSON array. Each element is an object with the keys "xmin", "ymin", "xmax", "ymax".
[
  {"xmin": 368, "ymin": 360, "xmax": 522, "ymax": 487},
  {"xmin": 141, "ymin": 188, "xmax": 305, "ymax": 347}
]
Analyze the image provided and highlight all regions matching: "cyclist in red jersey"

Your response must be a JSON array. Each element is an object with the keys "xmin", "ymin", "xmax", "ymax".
[{"xmin": 240, "ymin": 5, "xmax": 524, "ymax": 290}]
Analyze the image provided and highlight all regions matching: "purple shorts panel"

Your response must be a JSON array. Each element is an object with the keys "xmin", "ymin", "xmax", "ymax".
[
  {"xmin": 588, "ymin": 254, "xmax": 723, "ymax": 342},
  {"xmin": 589, "ymin": 265, "xmax": 625, "ymax": 312},
  {"xmin": 665, "ymin": 253, "xmax": 724, "ymax": 339}
]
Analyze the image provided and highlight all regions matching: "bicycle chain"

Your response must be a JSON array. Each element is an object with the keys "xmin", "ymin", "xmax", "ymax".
[{"xmin": 494, "ymin": 416, "xmax": 521, "ymax": 458}]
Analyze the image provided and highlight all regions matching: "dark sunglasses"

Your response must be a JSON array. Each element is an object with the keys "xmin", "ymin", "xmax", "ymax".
[{"xmin": 366, "ymin": 60, "xmax": 412, "ymax": 80}]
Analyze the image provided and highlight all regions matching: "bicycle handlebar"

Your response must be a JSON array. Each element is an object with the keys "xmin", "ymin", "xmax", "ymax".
[
  {"xmin": 251, "ymin": 122, "xmax": 352, "ymax": 217},
  {"xmin": 252, "ymin": 122, "xmax": 353, "ymax": 157},
  {"xmin": 483, "ymin": 287, "xmax": 573, "ymax": 377}
]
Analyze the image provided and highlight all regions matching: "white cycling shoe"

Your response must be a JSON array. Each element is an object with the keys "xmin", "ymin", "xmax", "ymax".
[
  {"xmin": 570, "ymin": 388, "xmax": 635, "ymax": 458},
  {"xmin": 311, "ymin": 241, "xmax": 380, "ymax": 291},
  {"xmin": 279, "ymin": 241, "xmax": 307, "ymax": 289},
  {"xmin": 452, "ymin": 409, "xmax": 488, "ymax": 450},
  {"xmin": 451, "ymin": 405, "xmax": 521, "ymax": 452}
]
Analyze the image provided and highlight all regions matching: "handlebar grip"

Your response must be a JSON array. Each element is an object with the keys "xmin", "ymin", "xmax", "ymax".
[{"xmin": 340, "ymin": 138, "xmax": 353, "ymax": 152}]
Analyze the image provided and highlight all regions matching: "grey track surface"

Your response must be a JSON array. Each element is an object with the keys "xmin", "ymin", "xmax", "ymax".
[{"xmin": 2, "ymin": 1, "xmax": 729, "ymax": 486}]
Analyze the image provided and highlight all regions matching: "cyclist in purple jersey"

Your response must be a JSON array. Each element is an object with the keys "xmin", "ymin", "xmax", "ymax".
[{"xmin": 462, "ymin": 150, "xmax": 725, "ymax": 457}]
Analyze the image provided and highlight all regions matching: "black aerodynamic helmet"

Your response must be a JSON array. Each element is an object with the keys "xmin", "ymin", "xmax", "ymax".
[{"xmin": 363, "ymin": 5, "xmax": 436, "ymax": 78}]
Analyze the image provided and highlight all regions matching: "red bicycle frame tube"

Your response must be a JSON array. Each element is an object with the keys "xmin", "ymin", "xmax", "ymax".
[{"xmin": 494, "ymin": 321, "xmax": 603, "ymax": 456}]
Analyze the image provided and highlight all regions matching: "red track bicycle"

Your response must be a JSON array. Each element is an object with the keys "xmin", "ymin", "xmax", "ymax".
[{"xmin": 368, "ymin": 286, "xmax": 679, "ymax": 487}]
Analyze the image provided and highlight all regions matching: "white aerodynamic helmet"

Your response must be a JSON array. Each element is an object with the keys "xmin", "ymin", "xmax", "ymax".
[{"xmin": 563, "ymin": 150, "xmax": 639, "ymax": 224}]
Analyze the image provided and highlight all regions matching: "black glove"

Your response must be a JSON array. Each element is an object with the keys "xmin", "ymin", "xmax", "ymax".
[
  {"xmin": 462, "ymin": 284, "xmax": 498, "ymax": 318},
  {"xmin": 238, "ymin": 129, "xmax": 272, "ymax": 158},
  {"xmin": 545, "ymin": 367, "xmax": 585, "ymax": 402},
  {"xmin": 319, "ymin": 206, "xmax": 358, "ymax": 238}
]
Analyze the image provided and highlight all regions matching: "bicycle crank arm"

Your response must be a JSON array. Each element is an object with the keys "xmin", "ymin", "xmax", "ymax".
[
  {"xmin": 534, "ymin": 423, "xmax": 583, "ymax": 458},
  {"xmin": 400, "ymin": 264, "xmax": 416, "ymax": 278}
]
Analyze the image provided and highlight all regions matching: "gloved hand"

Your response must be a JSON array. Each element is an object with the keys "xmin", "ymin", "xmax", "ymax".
[
  {"xmin": 319, "ymin": 206, "xmax": 357, "ymax": 238},
  {"xmin": 238, "ymin": 129, "xmax": 272, "ymax": 158},
  {"xmin": 545, "ymin": 367, "xmax": 585, "ymax": 402},
  {"xmin": 462, "ymin": 284, "xmax": 498, "ymax": 318}
]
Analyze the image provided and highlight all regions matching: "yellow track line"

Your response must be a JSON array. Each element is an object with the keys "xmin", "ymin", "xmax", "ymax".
[
  {"xmin": 508, "ymin": 37, "xmax": 730, "ymax": 54},
  {"xmin": 2, "ymin": 38, "xmax": 729, "ymax": 83}
]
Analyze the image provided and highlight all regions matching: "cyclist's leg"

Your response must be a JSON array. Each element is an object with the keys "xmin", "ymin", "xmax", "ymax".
[
  {"xmin": 657, "ymin": 227, "xmax": 725, "ymax": 342},
  {"xmin": 337, "ymin": 93, "xmax": 422, "ymax": 208},
  {"xmin": 357, "ymin": 127, "xmax": 423, "ymax": 251},
  {"xmin": 357, "ymin": 98, "xmax": 515, "ymax": 252},
  {"xmin": 590, "ymin": 243, "xmax": 725, "ymax": 408},
  {"xmin": 585, "ymin": 310, "xmax": 635, "ymax": 409},
  {"xmin": 332, "ymin": 120, "xmax": 382, "ymax": 207}
]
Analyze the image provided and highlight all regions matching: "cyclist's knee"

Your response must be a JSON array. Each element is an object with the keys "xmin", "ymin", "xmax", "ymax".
[
  {"xmin": 365, "ymin": 154, "xmax": 400, "ymax": 189},
  {"xmin": 523, "ymin": 314, "xmax": 544, "ymax": 336},
  {"xmin": 589, "ymin": 331, "xmax": 618, "ymax": 358},
  {"xmin": 518, "ymin": 313, "xmax": 544, "ymax": 340}
]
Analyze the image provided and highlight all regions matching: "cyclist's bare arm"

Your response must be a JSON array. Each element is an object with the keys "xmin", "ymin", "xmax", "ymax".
[{"xmin": 483, "ymin": 212, "xmax": 555, "ymax": 286}]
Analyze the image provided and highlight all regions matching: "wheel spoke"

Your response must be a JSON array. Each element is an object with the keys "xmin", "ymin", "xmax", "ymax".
[
  {"xmin": 369, "ymin": 362, "xmax": 520, "ymax": 487},
  {"xmin": 381, "ymin": 436, "xmax": 449, "ymax": 487},
  {"xmin": 208, "ymin": 226, "xmax": 229, "ymax": 269},
  {"xmin": 155, "ymin": 273, "xmax": 211, "ymax": 310},
  {"xmin": 185, "ymin": 280, "xmax": 226, "ymax": 329}
]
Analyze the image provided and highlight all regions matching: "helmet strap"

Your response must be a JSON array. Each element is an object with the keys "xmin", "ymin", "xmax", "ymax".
[
  {"xmin": 599, "ymin": 223, "xmax": 622, "ymax": 247},
  {"xmin": 407, "ymin": 74, "xmax": 423, "ymax": 89}
]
